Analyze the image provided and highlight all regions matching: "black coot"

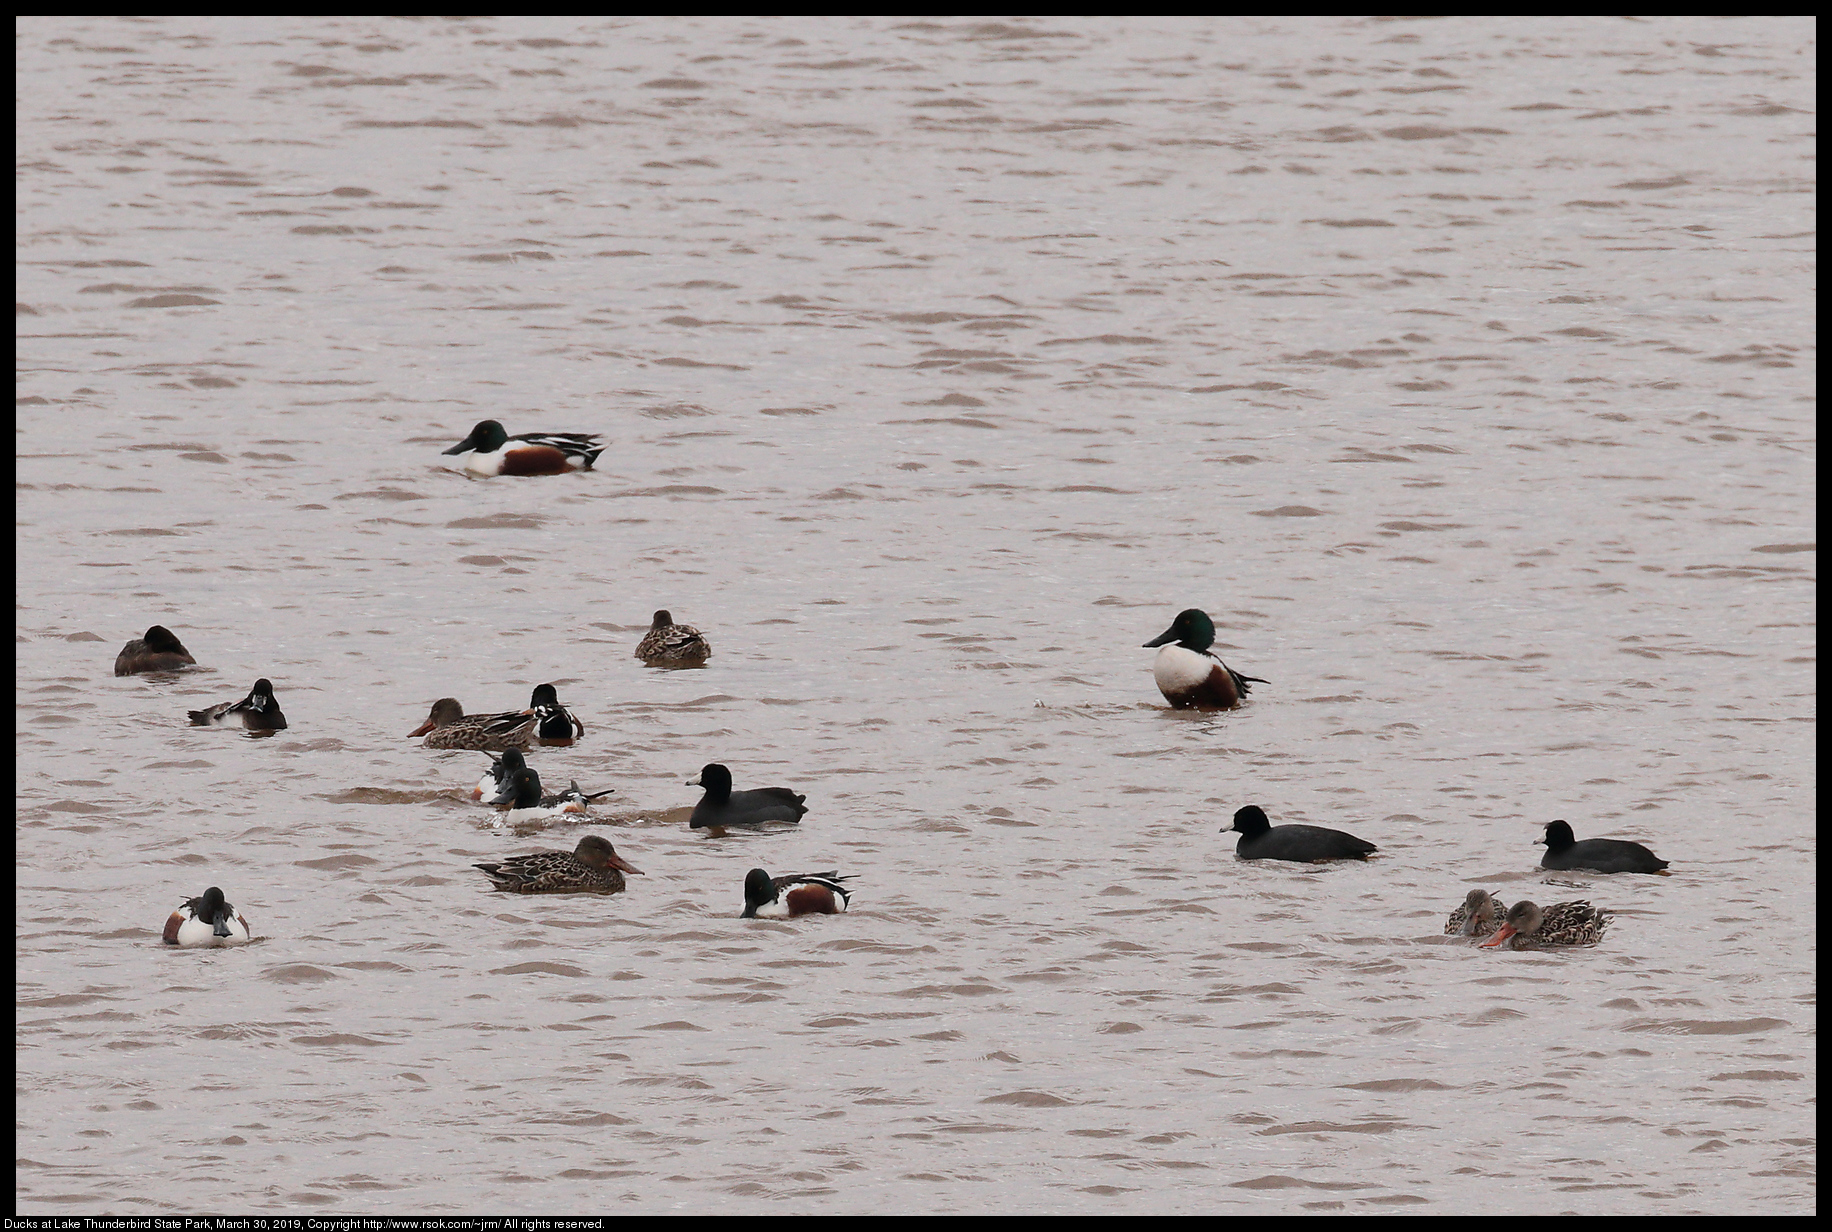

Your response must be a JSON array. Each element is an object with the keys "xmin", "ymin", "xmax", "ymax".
[
  {"xmin": 1225, "ymin": 805, "xmax": 1377, "ymax": 862},
  {"xmin": 1537, "ymin": 820, "xmax": 1669, "ymax": 875}
]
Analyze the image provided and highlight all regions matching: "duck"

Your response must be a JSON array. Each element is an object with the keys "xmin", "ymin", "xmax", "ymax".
[
  {"xmin": 187, "ymin": 678, "xmax": 287, "ymax": 732},
  {"xmin": 473, "ymin": 835, "xmax": 643, "ymax": 894},
  {"xmin": 1480, "ymin": 899, "xmax": 1611, "ymax": 949},
  {"xmin": 1142, "ymin": 608, "xmax": 1267, "ymax": 709},
  {"xmin": 486, "ymin": 766, "xmax": 613, "ymax": 826},
  {"xmin": 741, "ymin": 868, "xmax": 851, "ymax": 919},
  {"xmin": 162, "ymin": 887, "xmax": 252, "ymax": 947},
  {"xmin": 1537, "ymin": 819, "xmax": 1670, "ymax": 875},
  {"xmin": 410, "ymin": 697, "xmax": 536, "ymax": 752},
  {"xmin": 441, "ymin": 419, "xmax": 604, "ymax": 476},
  {"xmin": 1445, "ymin": 888, "xmax": 1508, "ymax": 938},
  {"xmin": 687, "ymin": 762, "xmax": 808, "ymax": 830},
  {"xmin": 529, "ymin": 682, "xmax": 585, "ymax": 741},
  {"xmin": 114, "ymin": 625, "xmax": 197, "ymax": 676},
  {"xmin": 1224, "ymin": 805, "xmax": 1377, "ymax": 862},
  {"xmin": 635, "ymin": 610, "xmax": 712, "ymax": 666},
  {"xmin": 473, "ymin": 748, "xmax": 527, "ymax": 801}
]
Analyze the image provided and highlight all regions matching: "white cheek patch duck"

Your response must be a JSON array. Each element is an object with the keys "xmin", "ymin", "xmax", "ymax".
[{"xmin": 1142, "ymin": 608, "xmax": 1266, "ymax": 710}]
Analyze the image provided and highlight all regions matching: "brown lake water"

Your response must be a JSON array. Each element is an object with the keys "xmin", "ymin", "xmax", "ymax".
[{"xmin": 16, "ymin": 15, "xmax": 1815, "ymax": 1214}]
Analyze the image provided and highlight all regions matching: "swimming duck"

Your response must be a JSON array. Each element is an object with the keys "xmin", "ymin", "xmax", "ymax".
[
  {"xmin": 187, "ymin": 678, "xmax": 287, "ymax": 732},
  {"xmin": 410, "ymin": 697, "xmax": 536, "ymax": 752},
  {"xmin": 114, "ymin": 625, "xmax": 197, "ymax": 676},
  {"xmin": 1445, "ymin": 888, "xmax": 1508, "ymax": 938},
  {"xmin": 1142, "ymin": 608, "xmax": 1266, "ymax": 709},
  {"xmin": 741, "ymin": 869, "xmax": 851, "ymax": 919},
  {"xmin": 687, "ymin": 763, "xmax": 808, "ymax": 830},
  {"xmin": 1224, "ymin": 805, "xmax": 1377, "ymax": 862},
  {"xmin": 441, "ymin": 419, "xmax": 604, "ymax": 477},
  {"xmin": 1537, "ymin": 820, "xmax": 1670, "ymax": 875},
  {"xmin": 473, "ymin": 835, "xmax": 643, "ymax": 894},
  {"xmin": 1480, "ymin": 899, "xmax": 1611, "ymax": 949},
  {"xmin": 635, "ymin": 610, "xmax": 712, "ymax": 666},
  {"xmin": 486, "ymin": 765, "xmax": 613, "ymax": 826},
  {"xmin": 529, "ymin": 682, "xmax": 585, "ymax": 741},
  {"xmin": 473, "ymin": 749, "xmax": 528, "ymax": 801},
  {"xmin": 162, "ymin": 887, "xmax": 252, "ymax": 947}
]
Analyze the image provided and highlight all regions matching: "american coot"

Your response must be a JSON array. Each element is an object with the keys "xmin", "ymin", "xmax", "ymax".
[
  {"xmin": 187, "ymin": 678, "xmax": 287, "ymax": 732},
  {"xmin": 741, "ymin": 869, "xmax": 851, "ymax": 919},
  {"xmin": 1142, "ymin": 608, "xmax": 1267, "ymax": 710},
  {"xmin": 1445, "ymin": 888, "xmax": 1508, "ymax": 938},
  {"xmin": 163, "ymin": 887, "xmax": 251, "ymax": 947},
  {"xmin": 636, "ymin": 610, "xmax": 712, "ymax": 666},
  {"xmin": 1480, "ymin": 899, "xmax": 1611, "ymax": 949},
  {"xmin": 473, "ymin": 835, "xmax": 643, "ymax": 894},
  {"xmin": 687, "ymin": 763, "xmax": 808, "ymax": 829},
  {"xmin": 1538, "ymin": 820, "xmax": 1670, "ymax": 875},
  {"xmin": 441, "ymin": 419, "xmax": 605, "ymax": 476},
  {"xmin": 529, "ymin": 683, "xmax": 585, "ymax": 741},
  {"xmin": 114, "ymin": 625, "xmax": 197, "ymax": 676},
  {"xmin": 409, "ymin": 698, "xmax": 537, "ymax": 752},
  {"xmin": 1225, "ymin": 805, "xmax": 1377, "ymax": 862}
]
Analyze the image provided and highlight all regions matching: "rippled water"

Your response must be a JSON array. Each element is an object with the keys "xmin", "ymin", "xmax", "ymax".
[{"xmin": 16, "ymin": 15, "xmax": 1815, "ymax": 1214}]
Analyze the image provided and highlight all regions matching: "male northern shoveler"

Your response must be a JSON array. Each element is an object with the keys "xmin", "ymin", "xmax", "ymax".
[
  {"xmin": 687, "ymin": 762, "xmax": 807, "ymax": 830},
  {"xmin": 441, "ymin": 419, "xmax": 604, "ymax": 477},
  {"xmin": 1224, "ymin": 805, "xmax": 1378, "ymax": 862},
  {"xmin": 473, "ymin": 749, "xmax": 527, "ymax": 801},
  {"xmin": 114, "ymin": 625, "xmax": 197, "ymax": 676},
  {"xmin": 635, "ymin": 610, "xmax": 712, "ymax": 666},
  {"xmin": 410, "ymin": 697, "xmax": 536, "ymax": 752},
  {"xmin": 741, "ymin": 868, "xmax": 851, "ymax": 919},
  {"xmin": 1480, "ymin": 899, "xmax": 1611, "ymax": 950},
  {"xmin": 1142, "ymin": 608, "xmax": 1266, "ymax": 710},
  {"xmin": 1538, "ymin": 820, "xmax": 1671, "ymax": 875},
  {"xmin": 529, "ymin": 682, "xmax": 585, "ymax": 741},
  {"xmin": 162, "ymin": 886, "xmax": 252, "ymax": 947},
  {"xmin": 1445, "ymin": 888, "xmax": 1508, "ymax": 938},
  {"xmin": 473, "ymin": 834, "xmax": 643, "ymax": 894},
  {"xmin": 187, "ymin": 678, "xmax": 287, "ymax": 732},
  {"xmin": 486, "ymin": 766, "xmax": 612, "ymax": 826}
]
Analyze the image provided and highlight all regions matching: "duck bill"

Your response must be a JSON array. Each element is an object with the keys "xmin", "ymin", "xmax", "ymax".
[
  {"xmin": 441, "ymin": 436, "xmax": 476, "ymax": 456},
  {"xmin": 212, "ymin": 908, "xmax": 234, "ymax": 938},
  {"xmin": 609, "ymin": 853, "xmax": 644, "ymax": 876},
  {"xmin": 685, "ymin": 773, "xmax": 702, "ymax": 786},
  {"xmin": 1479, "ymin": 925, "xmax": 1518, "ymax": 949},
  {"xmin": 1142, "ymin": 625, "xmax": 1178, "ymax": 648},
  {"xmin": 408, "ymin": 719, "xmax": 437, "ymax": 737}
]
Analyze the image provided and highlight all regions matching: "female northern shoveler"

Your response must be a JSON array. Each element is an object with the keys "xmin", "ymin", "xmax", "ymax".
[
  {"xmin": 741, "ymin": 868, "xmax": 851, "ymax": 919},
  {"xmin": 473, "ymin": 834, "xmax": 643, "ymax": 894},
  {"xmin": 187, "ymin": 678, "xmax": 287, "ymax": 733},
  {"xmin": 635, "ymin": 610, "xmax": 712, "ymax": 666},
  {"xmin": 1538, "ymin": 819, "xmax": 1671, "ymax": 875},
  {"xmin": 162, "ymin": 887, "xmax": 252, "ymax": 947},
  {"xmin": 1142, "ymin": 608, "xmax": 1266, "ymax": 710},
  {"xmin": 1480, "ymin": 899, "xmax": 1611, "ymax": 949},
  {"xmin": 1445, "ymin": 888, "xmax": 1508, "ymax": 938},
  {"xmin": 410, "ymin": 697, "xmax": 536, "ymax": 752},
  {"xmin": 486, "ymin": 766, "xmax": 612, "ymax": 826},
  {"xmin": 529, "ymin": 682, "xmax": 585, "ymax": 741},
  {"xmin": 687, "ymin": 762, "xmax": 807, "ymax": 830},
  {"xmin": 441, "ymin": 419, "xmax": 604, "ymax": 477},
  {"xmin": 114, "ymin": 625, "xmax": 197, "ymax": 676},
  {"xmin": 1224, "ymin": 805, "xmax": 1377, "ymax": 862}
]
